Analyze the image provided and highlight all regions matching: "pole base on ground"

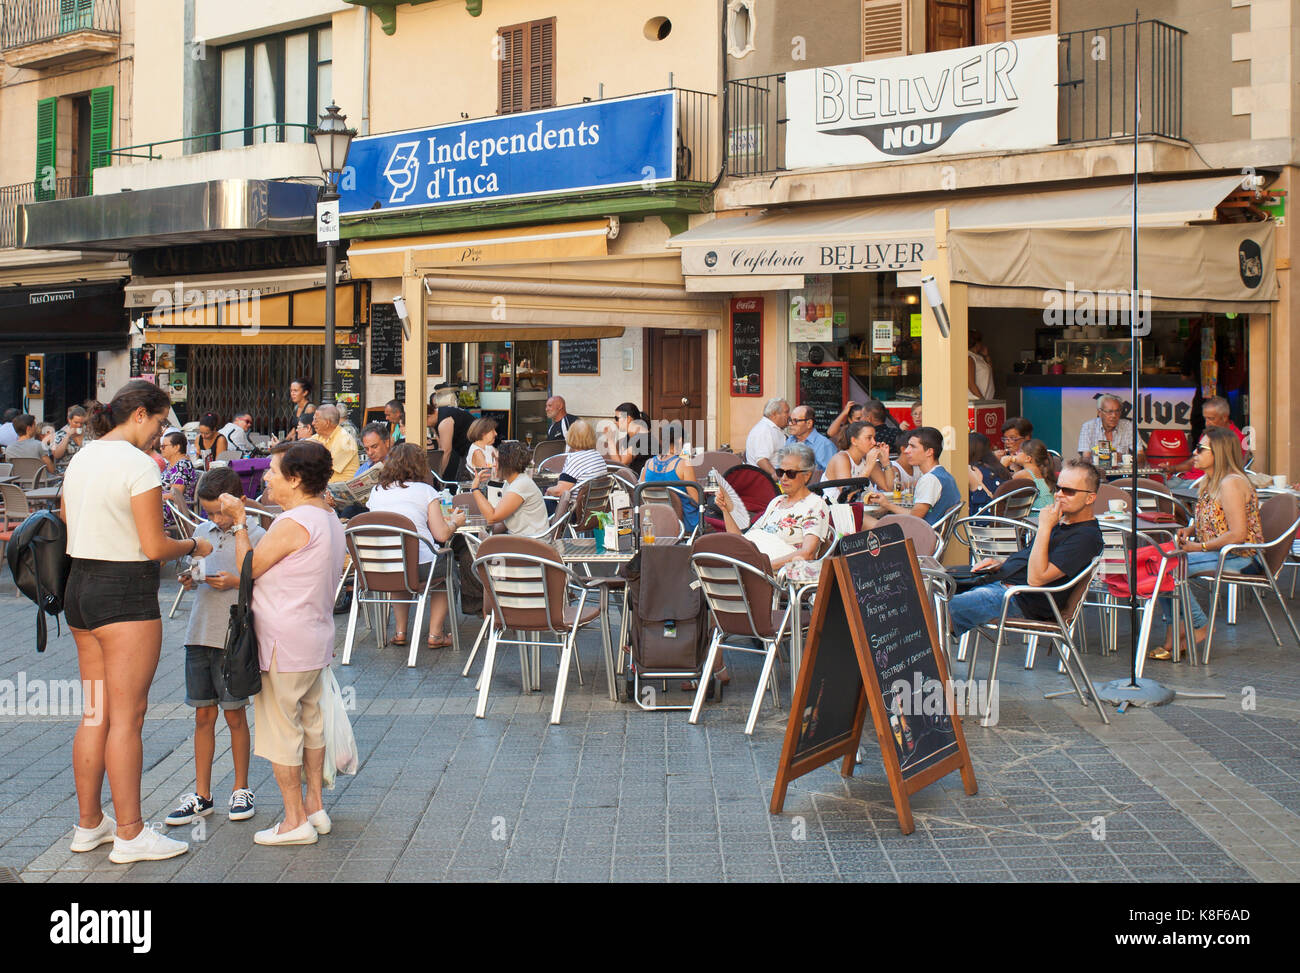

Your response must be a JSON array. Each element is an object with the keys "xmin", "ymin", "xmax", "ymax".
[{"xmin": 1094, "ymin": 678, "xmax": 1176, "ymax": 708}]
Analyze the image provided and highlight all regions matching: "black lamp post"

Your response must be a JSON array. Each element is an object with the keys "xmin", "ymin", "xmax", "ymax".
[{"xmin": 311, "ymin": 102, "xmax": 356, "ymax": 407}]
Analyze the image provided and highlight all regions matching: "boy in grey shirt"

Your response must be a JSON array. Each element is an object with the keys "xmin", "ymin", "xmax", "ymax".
[{"xmin": 165, "ymin": 467, "xmax": 266, "ymax": 827}]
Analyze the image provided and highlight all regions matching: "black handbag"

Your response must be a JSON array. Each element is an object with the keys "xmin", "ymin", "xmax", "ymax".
[{"xmin": 221, "ymin": 551, "xmax": 262, "ymax": 699}]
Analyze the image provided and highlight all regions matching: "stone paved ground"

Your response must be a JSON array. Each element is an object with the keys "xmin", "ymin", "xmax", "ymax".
[{"xmin": 2, "ymin": 568, "xmax": 1299, "ymax": 883}]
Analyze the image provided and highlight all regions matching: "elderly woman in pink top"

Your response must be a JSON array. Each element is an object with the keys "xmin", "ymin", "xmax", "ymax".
[{"xmin": 219, "ymin": 440, "xmax": 344, "ymax": 847}]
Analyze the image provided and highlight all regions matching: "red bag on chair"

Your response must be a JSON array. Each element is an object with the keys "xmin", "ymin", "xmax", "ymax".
[{"xmin": 1103, "ymin": 542, "xmax": 1177, "ymax": 598}]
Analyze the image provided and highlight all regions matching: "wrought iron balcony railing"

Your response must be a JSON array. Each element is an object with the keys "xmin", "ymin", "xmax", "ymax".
[
  {"xmin": 0, "ymin": 176, "xmax": 92, "ymax": 249},
  {"xmin": 1, "ymin": 0, "xmax": 120, "ymax": 50},
  {"xmin": 726, "ymin": 20, "xmax": 1185, "ymax": 177}
]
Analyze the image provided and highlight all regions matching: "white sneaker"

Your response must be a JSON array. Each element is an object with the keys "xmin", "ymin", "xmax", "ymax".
[
  {"xmin": 254, "ymin": 820, "xmax": 318, "ymax": 846},
  {"xmin": 108, "ymin": 824, "xmax": 189, "ymax": 864},
  {"xmin": 307, "ymin": 810, "xmax": 331, "ymax": 835},
  {"xmin": 70, "ymin": 812, "xmax": 116, "ymax": 853}
]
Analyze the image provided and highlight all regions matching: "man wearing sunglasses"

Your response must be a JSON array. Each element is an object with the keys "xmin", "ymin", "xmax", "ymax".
[
  {"xmin": 947, "ymin": 459, "xmax": 1104, "ymax": 636},
  {"xmin": 784, "ymin": 405, "xmax": 836, "ymax": 471}
]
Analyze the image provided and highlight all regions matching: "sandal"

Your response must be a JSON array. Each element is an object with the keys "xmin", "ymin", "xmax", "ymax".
[
  {"xmin": 1149, "ymin": 648, "xmax": 1172, "ymax": 661},
  {"xmin": 427, "ymin": 633, "xmax": 453, "ymax": 649},
  {"xmin": 391, "ymin": 632, "xmax": 408, "ymax": 646}
]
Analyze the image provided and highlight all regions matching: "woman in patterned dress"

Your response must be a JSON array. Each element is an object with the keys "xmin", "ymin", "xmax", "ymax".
[
  {"xmin": 1153, "ymin": 425, "xmax": 1263, "ymax": 660},
  {"xmin": 160, "ymin": 431, "xmax": 199, "ymax": 534},
  {"xmin": 715, "ymin": 441, "xmax": 831, "ymax": 584}
]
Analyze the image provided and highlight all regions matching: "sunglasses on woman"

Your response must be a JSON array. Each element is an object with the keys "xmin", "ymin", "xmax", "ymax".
[
  {"xmin": 775, "ymin": 468, "xmax": 812, "ymax": 479},
  {"xmin": 1194, "ymin": 443, "xmax": 1212, "ymax": 454}
]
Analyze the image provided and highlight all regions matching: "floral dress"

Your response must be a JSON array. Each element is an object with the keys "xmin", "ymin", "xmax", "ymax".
[
  {"xmin": 744, "ymin": 492, "xmax": 832, "ymax": 583},
  {"xmin": 162, "ymin": 459, "xmax": 199, "ymax": 534},
  {"xmin": 1195, "ymin": 477, "xmax": 1263, "ymax": 546}
]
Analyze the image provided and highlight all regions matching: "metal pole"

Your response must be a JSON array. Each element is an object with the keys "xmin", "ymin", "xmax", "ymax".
[
  {"xmin": 1128, "ymin": 10, "xmax": 1141, "ymax": 687},
  {"xmin": 322, "ymin": 175, "xmax": 338, "ymax": 407}
]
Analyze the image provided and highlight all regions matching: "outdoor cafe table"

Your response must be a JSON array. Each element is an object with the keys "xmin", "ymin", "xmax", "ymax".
[
  {"xmin": 553, "ymin": 534, "xmax": 676, "ymax": 703},
  {"xmin": 24, "ymin": 486, "xmax": 61, "ymax": 508}
]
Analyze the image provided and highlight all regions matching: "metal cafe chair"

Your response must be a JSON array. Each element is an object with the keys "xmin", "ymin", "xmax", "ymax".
[
  {"xmin": 341, "ymin": 512, "xmax": 458, "ymax": 668},
  {"xmin": 459, "ymin": 506, "xmax": 574, "ymax": 681},
  {"xmin": 537, "ymin": 453, "xmax": 568, "ymax": 476},
  {"xmin": 689, "ymin": 533, "xmax": 794, "ymax": 736},
  {"xmin": 0, "ymin": 482, "xmax": 32, "ymax": 556},
  {"xmin": 1192, "ymin": 493, "xmax": 1300, "ymax": 663},
  {"xmin": 951, "ymin": 515, "xmax": 1038, "ymax": 665},
  {"xmin": 964, "ymin": 557, "xmax": 1109, "ymax": 726},
  {"xmin": 470, "ymin": 536, "xmax": 601, "ymax": 724},
  {"xmin": 977, "ymin": 481, "xmax": 1037, "ymax": 521},
  {"xmin": 164, "ymin": 499, "xmax": 205, "ymax": 619},
  {"xmin": 930, "ymin": 501, "xmax": 966, "ymax": 560},
  {"xmin": 530, "ymin": 438, "xmax": 567, "ymax": 466},
  {"xmin": 9, "ymin": 456, "xmax": 54, "ymax": 491}
]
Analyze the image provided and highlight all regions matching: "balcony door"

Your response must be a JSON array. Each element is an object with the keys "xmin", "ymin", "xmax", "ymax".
[
  {"xmin": 927, "ymin": 0, "xmax": 973, "ymax": 52},
  {"xmin": 219, "ymin": 24, "xmax": 332, "ymax": 150},
  {"xmin": 59, "ymin": 0, "xmax": 94, "ymax": 33}
]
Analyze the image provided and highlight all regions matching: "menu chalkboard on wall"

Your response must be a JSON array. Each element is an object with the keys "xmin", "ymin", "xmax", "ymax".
[
  {"xmin": 796, "ymin": 361, "xmax": 847, "ymax": 432},
  {"xmin": 770, "ymin": 524, "xmax": 977, "ymax": 833},
  {"xmin": 427, "ymin": 342, "xmax": 441, "ymax": 376},
  {"xmin": 369, "ymin": 303, "xmax": 402, "ymax": 375},
  {"xmin": 558, "ymin": 338, "xmax": 600, "ymax": 375},
  {"xmin": 730, "ymin": 297, "xmax": 762, "ymax": 396}
]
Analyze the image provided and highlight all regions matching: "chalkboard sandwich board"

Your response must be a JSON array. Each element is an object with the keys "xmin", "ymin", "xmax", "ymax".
[
  {"xmin": 795, "ymin": 361, "xmax": 848, "ymax": 433},
  {"xmin": 771, "ymin": 523, "xmax": 977, "ymax": 834},
  {"xmin": 558, "ymin": 338, "xmax": 600, "ymax": 375}
]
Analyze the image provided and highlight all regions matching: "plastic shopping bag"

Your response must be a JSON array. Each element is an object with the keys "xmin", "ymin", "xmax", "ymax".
[{"xmin": 320, "ymin": 667, "xmax": 359, "ymax": 789}]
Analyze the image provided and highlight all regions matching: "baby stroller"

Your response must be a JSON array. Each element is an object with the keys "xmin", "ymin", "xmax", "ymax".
[
  {"xmin": 623, "ymin": 543, "xmax": 713, "ymax": 709},
  {"xmin": 701, "ymin": 463, "xmax": 778, "ymax": 533}
]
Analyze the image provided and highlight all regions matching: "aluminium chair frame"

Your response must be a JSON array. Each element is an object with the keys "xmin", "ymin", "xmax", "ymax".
[{"xmin": 689, "ymin": 550, "xmax": 794, "ymax": 736}]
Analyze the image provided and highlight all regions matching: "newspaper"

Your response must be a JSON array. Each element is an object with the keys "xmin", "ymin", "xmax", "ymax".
[{"xmin": 327, "ymin": 463, "xmax": 384, "ymax": 505}]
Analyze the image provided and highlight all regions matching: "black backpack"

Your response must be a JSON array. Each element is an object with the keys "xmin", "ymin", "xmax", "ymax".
[{"xmin": 6, "ymin": 510, "xmax": 72, "ymax": 652}]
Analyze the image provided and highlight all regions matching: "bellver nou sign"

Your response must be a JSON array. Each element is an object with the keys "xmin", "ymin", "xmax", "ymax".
[
  {"xmin": 339, "ymin": 92, "xmax": 675, "ymax": 215},
  {"xmin": 785, "ymin": 36, "xmax": 1057, "ymax": 168}
]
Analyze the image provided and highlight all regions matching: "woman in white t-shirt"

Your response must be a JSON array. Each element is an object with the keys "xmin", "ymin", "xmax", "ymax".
[
  {"xmin": 470, "ymin": 440, "xmax": 550, "ymax": 538},
  {"xmin": 62, "ymin": 380, "xmax": 215, "ymax": 866},
  {"xmin": 366, "ymin": 443, "xmax": 466, "ymax": 649},
  {"xmin": 465, "ymin": 416, "xmax": 499, "ymax": 478}
]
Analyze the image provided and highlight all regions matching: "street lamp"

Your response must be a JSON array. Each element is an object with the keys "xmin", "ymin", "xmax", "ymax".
[{"xmin": 312, "ymin": 102, "xmax": 356, "ymax": 407}]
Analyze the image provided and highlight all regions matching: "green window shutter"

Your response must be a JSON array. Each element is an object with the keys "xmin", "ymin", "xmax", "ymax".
[
  {"xmin": 35, "ymin": 97, "xmax": 57, "ymax": 202},
  {"xmin": 89, "ymin": 86, "xmax": 113, "ymax": 188},
  {"xmin": 59, "ymin": 0, "xmax": 94, "ymax": 32}
]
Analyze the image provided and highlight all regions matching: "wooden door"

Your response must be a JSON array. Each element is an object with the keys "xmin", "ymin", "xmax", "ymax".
[
  {"xmin": 927, "ymin": 0, "xmax": 973, "ymax": 52},
  {"xmin": 978, "ymin": 0, "xmax": 1007, "ymax": 44},
  {"xmin": 646, "ymin": 330, "xmax": 707, "ymax": 442}
]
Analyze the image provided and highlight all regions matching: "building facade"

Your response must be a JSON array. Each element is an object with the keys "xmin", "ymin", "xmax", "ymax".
[{"xmin": 676, "ymin": 0, "xmax": 1296, "ymax": 479}]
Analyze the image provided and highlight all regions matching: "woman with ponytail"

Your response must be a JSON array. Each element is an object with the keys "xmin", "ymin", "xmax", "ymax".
[{"xmin": 62, "ymin": 380, "xmax": 214, "ymax": 865}]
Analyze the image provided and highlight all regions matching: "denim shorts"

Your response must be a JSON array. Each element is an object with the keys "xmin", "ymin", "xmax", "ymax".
[
  {"xmin": 184, "ymin": 645, "xmax": 249, "ymax": 710},
  {"xmin": 64, "ymin": 558, "xmax": 161, "ymax": 631}
]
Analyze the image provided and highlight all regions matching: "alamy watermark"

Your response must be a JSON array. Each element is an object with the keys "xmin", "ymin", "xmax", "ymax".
[
  {"xmin": 0, "ymin": 673, "xmax": 102, "ymax": 724},
  {"xmin": 1042, "ymin": 282, "xmax": 1152, "ymax": 336},
  {"xmin": 150, "ymin": 283, "xmax": 263, "ymax": 337},
  {"xmin": 889, "ymin": 673, "xmax": 1000, "ymax": 726}
]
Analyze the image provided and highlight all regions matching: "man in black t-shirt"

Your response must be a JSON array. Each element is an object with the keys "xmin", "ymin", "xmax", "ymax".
[
  {"xmin": 545, "ymin": 395, "xmax": 572, "ymax": 441},
  {"xmin": 948, "ymin": 459, "xmax": 1104, "ymax": 634}
]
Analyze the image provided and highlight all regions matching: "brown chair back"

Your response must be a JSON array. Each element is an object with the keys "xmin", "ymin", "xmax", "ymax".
[
  {"xmin": 9, "ymin": 456, "xmax": 45, "ymax": 490},
  {"xmin": 874, "ymin": 513, "xmax": 939, "ymax": 557},
  {"xmin": 474, "ymin": 535, "xmax": 569, "ymax": 632},
  {"xmin": 695, "ymin": 451, "xmax": 740, "ymax": 481},
  {"xmin": 985, "ymin": 481, "xmax": 1037, "ymax": 520},
  {"xmin": 639, "ymin": 502, "xmax": 684, "ymax": 542},
  {"xmin": 426, "ymin": 448, "xmax": 445, "ymax": 477},
  {"xmin": 1258, "ymin": 493, "xmax": 1300, "ymax": 575},
  {"xmin": 1094, "ymin": 483, "xmax": 1130, "ymax": 512},
  {"xmin": 571, "ymin": 474, "xmax": 614, "ymax": 531},
  {"xmin": 530, "ymin": 438, "xmax": 566, "ymax": 466},
  {"xmin": 344, "ymin": 511, "xmax": 424, "ymax": 594},
  {"xmin": 690, "ymin": 532, "xmax": 779, "ymax": 639}
]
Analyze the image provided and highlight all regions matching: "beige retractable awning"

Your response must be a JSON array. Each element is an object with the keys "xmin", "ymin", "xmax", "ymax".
[
  {"xmin": 347, "ymin": 220, "xmax": 613, "ymax": 278},
  {"xmin": 669, "ymin": 174, "xmax": 1250, "ymax": 280},
  {"xmin": 949, "ymin": 222, "xmax": 1276, "ymax": 309},
  {"xmin": 126, "ymin": 267, "xmax": 339, "ymax": 309}
]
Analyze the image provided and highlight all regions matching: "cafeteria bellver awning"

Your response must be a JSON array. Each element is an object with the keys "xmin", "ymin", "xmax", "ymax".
[{"xmin": 668, "ymin": 174, "xmax": 1275, "ymax": 310}]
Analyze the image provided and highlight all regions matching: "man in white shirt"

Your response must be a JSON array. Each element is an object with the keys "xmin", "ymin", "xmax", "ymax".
[
  {"xmin": 0, "ymin": 408, "xmax": 19, "ymax": 449},
  {"xmin": 218, "ymin": 412, "xmax": 255, "ymax": 453},
  {"xmin": 745, "ymin": 398, "xmax": 790, "ymax": 477},
  {"xmin": 1077, "ymin": 395, "xmax": 1145, "ymax": 463}
]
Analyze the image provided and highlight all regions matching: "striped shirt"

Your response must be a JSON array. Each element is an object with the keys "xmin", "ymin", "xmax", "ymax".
[{"xmin": 559, "ymin": 448, "xmax": 607, "ymax": 485}]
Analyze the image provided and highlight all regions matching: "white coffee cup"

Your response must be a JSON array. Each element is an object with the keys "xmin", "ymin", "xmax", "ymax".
[
  {"xmin": 1273, "ymin": 474, "xmax": 1288, "ymax": 489},
  {"xmin": 1108, "ymin": 499, "xmax": 1126, "ymax": 513}
]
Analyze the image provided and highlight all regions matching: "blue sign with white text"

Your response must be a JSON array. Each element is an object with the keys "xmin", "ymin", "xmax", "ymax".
[{"xmin": 339, "ymin": 92, "xmax": 676, "ymax": 215}]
